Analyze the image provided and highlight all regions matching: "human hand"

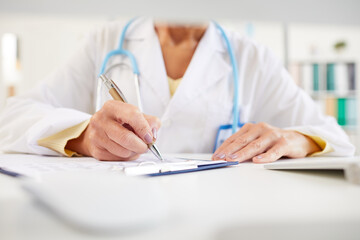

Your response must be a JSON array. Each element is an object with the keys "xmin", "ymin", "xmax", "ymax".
[
  {"xmin": 66, "ymin": 100, "xmax": 161, "ymax": 161},
  {"xmin": 212, "ymin": 122, "xmax": 321, "ymax": 163}
]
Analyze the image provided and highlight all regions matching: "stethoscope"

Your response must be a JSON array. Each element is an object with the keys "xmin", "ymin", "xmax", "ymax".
[{"xmin": 96, "ymin": 18, "xmax": 242, "ymax": 152}]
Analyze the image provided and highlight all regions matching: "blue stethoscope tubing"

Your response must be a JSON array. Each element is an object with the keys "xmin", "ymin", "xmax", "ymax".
[
  {"xmin": 99, "ymin": 18, "xmax": 139, "ymax": 75},
  {"xmin": 98, "ymin": 18, "xmax": 240, "ymax": 134},
  {"xmin": 212, "ymin": 22, "xmax": 239, "ymax": 134}
]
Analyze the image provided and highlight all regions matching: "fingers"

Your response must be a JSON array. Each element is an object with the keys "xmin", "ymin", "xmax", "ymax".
[
  {"xmin": 252, "ymin": 132, "xmax": 321, "ymax": 163},
  {"xmin": 75, "ymin": 101, "xmax": 163, "ymax": 161},
  {"xmin": 227, "ymin": 131, "xmax": 280, "ymax": 162},
  {"xmin": 104, "ymin": 120, "xmax": 148, "ymax": 153},
  {"xmin": 213, "ymin": 123, "xmax": 252, "ymax": 157},
  {"xmin": 143, "ymin": 114, "xmax": 161, "ymax": 140},
  {"xmin": 83, "ymin": 124, "xmax": 139, "ymax": 160},
  {"xmin": 212, "ymin": 122, "xmax": 290, "ymax": 163},
  {"xmin": 91, "ymin": 147, "xmax": 125, "ymax": 161},
  {"xmin": 213, "ymin": 123, "xmax": 265, "ymax": 160},
  {"xmin": 104, "ymin": 101, "xmax": 154, "ymax": 144},
  {"xmin": 221, "ymin": 128, "xmax": 263, "ymax": 158},
  {"xmin": 91, "ymin": 146, "xmax": 139, "ymax": 161},
  {"xmin": 98, "ymin": 130, "xmax": 138, "ymax": 159},
  {"xmin": 252, "ymin": 138, "xmax": 288, "ymax": 163}
]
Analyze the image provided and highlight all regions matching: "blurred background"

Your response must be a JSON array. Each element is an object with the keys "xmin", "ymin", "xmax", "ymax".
[{"xmin": 0, "ymin": 0, "xmax": 359, "ymax": 150}]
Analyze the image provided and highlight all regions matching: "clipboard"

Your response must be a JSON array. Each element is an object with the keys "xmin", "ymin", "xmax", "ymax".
[
  {"xmin": 147, "ymin": 161, "xmax": 238, "ymax": 176},
  {"xmin": 123, "ymin": 160, "xmax": 239, "ymax": 177}
]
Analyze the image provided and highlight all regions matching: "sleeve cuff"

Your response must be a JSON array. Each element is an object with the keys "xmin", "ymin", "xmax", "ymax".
[
  {"xmin": 295, "ymin": 131, "xmax": 334, "ymax": 157},
  {"xmin": 37, "ymin": 119, "xmax": 90, "ymax": 157}
]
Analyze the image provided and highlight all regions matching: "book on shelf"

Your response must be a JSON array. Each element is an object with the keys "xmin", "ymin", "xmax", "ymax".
[
  {"xmin": 335, "ymin": 63, "xmax": 349, "ymax": 95},
  {"xmin": 337, "ymin": 98, "xmax": 347, "ymax": 126},
  {"xmin": 289, "ymin": 61, "xmax": 356, "ymax": 95},
  {"xmin": 325, "ymin": 97, "xmax": 337, "ymax": 117},
  {"xmin": 289, "ymin": 61, "xmax": 357, "ymax": 128},
  {"xmin": 323, "ymin": 97, "xmax": 356, "ymax": 127},
  {"xmin": 326, "ymin": 63, "xmax": 336, "ymax": 91},
  {"xmin": 347, "ymin": 98, "xmax": 357, "ymax": 126},
  {"xmin": 313, "ymin": 63, "xmax": 319, "ymax": 91},
  {"xmin": 348, "ymin": 63, "xmax": 356, "ymax": 90}
]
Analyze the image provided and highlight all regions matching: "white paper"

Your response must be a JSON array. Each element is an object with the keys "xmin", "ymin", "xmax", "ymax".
[{"xmin": 0, "ymin": 153, "xmax": 220, "ymax": 179}]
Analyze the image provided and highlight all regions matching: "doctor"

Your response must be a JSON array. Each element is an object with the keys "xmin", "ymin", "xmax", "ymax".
[{"xmin": 0, "ymin": 17, "xmax": 355, "ymax": 162}]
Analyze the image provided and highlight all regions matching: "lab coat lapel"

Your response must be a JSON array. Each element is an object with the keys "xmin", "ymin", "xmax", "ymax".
[
  {"xmin": 124, "ymin": 19, "xmax": 232, "ymax": 119},
  {"xmin": 125, "ymin": 18, "xmax": 170, "ymax": 117},
  {"xmin": 164, "ymin": 22, "xmax": 231, "ymax": 116}
]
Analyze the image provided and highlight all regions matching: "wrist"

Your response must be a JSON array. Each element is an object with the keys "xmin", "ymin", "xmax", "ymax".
[
  {"xmin": 297, "ymin": 132, "xmax": 322, "ymax": 156},
  {"xmin": 66, "ymin": 128, "xmax": 90, "ymax": 156}
]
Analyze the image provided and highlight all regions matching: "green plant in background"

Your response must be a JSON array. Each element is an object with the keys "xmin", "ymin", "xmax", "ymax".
[{"xmin": 334, "ymin": 41, "xmax": 347, "ymax": 53}]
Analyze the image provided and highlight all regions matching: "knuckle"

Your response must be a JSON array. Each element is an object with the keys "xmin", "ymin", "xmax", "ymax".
[
  {"xmin": 133, "ymin": 110, "xmax": 142, "ymax": 118},
  {"xmin": 90, "ymin": 112, "xmax": 107, "ymax": 128},
  {"xmin": 90, "ymin": 113, "xmax": 100, "ymax": 124},
  {"xmin": 150, "ymin": 116, "xmax": 161, "ymax": 128},
  {"xmin": 222, "ymin": 139, "xmax": 232, "ymax": 147},
  {"xmin": 107, "ymin": 145, "xmax": 125, "ymax": 158},
  {"xmin": 235, "ymin": 137, "xmax": 248, "ymax": 145},
  {"xmin": 102, "ymin": 100, "xmax": 111, "ymax": 109},
  {"xmin": 138, "ymin": 124, "xmax": 149, "ymax": 135},
  {"xmin": 236, "ymin": 152, "xmax": 246, "ymax": 160},
  {"xmin": 144, "ymin": 115, "xmax": 160, "ymax": 128},
  {"xmin": 243, "ymin": 122, "xmax": 254, "ymax": 129},
  {"xmin": 89, "ymin": 119, "xmax": 100, "ymax": 131},
  {"xmin": 250, "ymin": 140, "xmax": 262, "ymax": 150},
  {"xmin": 145, "ymin": 115, "xmax": 155, "ymax": 121},
  {"xmin": 103, "ymin": 100, "xmax": 116, "ymax": 110},
  {"xmin": 279, "ymin": 136, "xmax": 289, "ymax": 146},
  {"xmin": 129, "ymin": 105, "xmax": 141, "ymax": 116},
  {"xmin": 269, "ymin": 130, "xmax": 280, "ymax": 139},
  {"xmin": 257, "ymin": 122, "xmax": 269, "ymax": 129},
  {"xmin": 118, "ymin": 132, "xmax": 133, "ymax": 146}
]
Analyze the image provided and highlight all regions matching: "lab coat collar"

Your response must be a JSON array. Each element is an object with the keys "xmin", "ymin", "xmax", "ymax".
[
  {"xmin": 125, "ymin": 17, "xmax": 227, "ymax": 54},
  {"xmin": 125, "ymin": 17, "xmax": 156, "ymax": 40},
  {"xmin": 127, "ymin": 18, "xmax": 231, "ymax": 116},
  {"xmin": 128, "ymin": 18, "xmax": 170, "ymax": 112},
  {"xmin": 206, "ymin": 21, "xmax": 227, "ymax": 53},
  {"xmin": 164, "ymin": 22, "xmax": 231, "ymax": 115}
]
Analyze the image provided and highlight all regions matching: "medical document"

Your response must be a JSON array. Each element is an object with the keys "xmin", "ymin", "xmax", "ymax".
[{"xmin": 0, "ymin": 153, "xmax": 223, "ymax": 179}]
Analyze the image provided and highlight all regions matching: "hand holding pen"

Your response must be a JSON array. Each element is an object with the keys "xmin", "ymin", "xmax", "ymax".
[
  {"xmin": 65, "ymin": 76, "xmax": 162, "ymax": 161},
  {"xmin": 100, "ymin": 74, "xmax": 164, "ymax": 161}
]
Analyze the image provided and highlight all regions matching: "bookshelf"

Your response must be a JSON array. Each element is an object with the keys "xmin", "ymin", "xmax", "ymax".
[{"xmin": 289, "ymin": 61, "xmax": 358, "ymax": 149}]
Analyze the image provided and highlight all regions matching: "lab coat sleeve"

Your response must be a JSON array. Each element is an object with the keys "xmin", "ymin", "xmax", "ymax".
[
  {"xmin": 245, "ymin": 46, "xmax": 355, "ymax": 157},
  {"xmin": 0, "ymin": 31, "xmax": 98, "ymax": 156}
]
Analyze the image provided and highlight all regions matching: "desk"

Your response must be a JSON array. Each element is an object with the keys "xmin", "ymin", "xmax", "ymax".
[{"xmin": 1, "ymin": 154, "xmax": 360, "ymax": 240}]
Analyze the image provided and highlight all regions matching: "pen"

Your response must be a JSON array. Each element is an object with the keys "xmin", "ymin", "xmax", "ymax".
[
  {"xmin": 0, "ymin": 167, "xmax": 25, "ymax": 178},
  {"xmin": 99, "ymin": 74, "xmax": 164, "ymax": 161}
]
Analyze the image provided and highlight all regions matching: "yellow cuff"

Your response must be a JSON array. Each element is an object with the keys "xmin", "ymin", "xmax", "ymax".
[
  {"xmin": 296, "ymin": 132, "xmax": 334, "ymax": 157},
  {"xmin": 37, "ymin": 119, "xmax": 90, "ymax": 157}
]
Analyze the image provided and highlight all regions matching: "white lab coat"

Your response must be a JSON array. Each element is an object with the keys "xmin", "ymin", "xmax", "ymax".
[{"xmin": 0, "ymin": 18, "xmax": 355, "ymax": 156}]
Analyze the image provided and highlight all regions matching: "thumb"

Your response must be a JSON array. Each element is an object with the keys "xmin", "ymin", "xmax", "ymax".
[{"xmin": 143, "ymin": 114, "xmax": 161, "ymax": 140}]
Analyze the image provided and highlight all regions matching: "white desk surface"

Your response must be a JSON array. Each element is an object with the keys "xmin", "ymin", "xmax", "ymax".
[{"xmin": 1, "ymin": 154, "xmax": 360, "ymax": 240}]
